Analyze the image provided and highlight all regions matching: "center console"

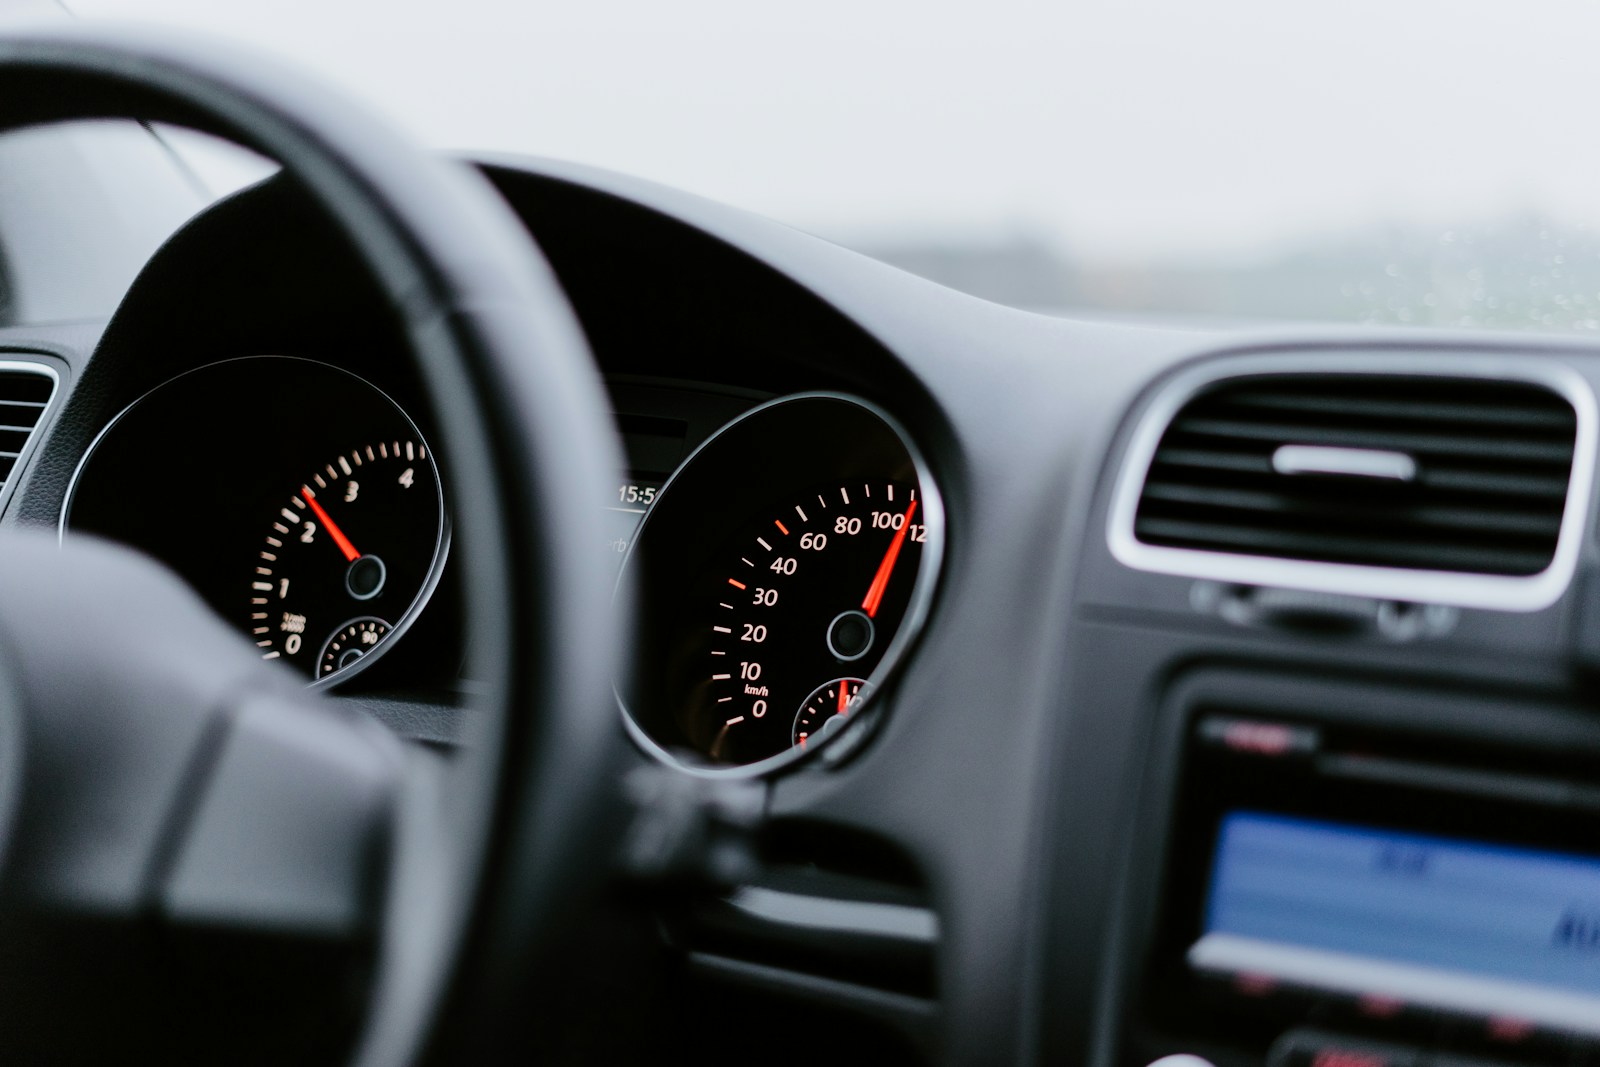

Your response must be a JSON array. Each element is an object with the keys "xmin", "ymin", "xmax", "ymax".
[{"xmin": 1123, "ymin": 675, "xmax": 1600, "ymax": 1067}]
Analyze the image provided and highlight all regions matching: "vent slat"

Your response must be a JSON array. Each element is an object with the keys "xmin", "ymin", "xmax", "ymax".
[
  {"xmin": 1171, "ymin": 417, "xmax": 1574, "ymax": 464},
  {"xmin": 1134, "ymin": 516, "xmax": 1554, "ymax": 574},
  {"xmin": 1132, "ymin": 373, "xmax": 1577, "ymax": 577},
  {"xmin": 1149, "ymin": 457, "xmax": 1570, "ymax": 504},
  {"xmin": 1216, "ymin": 391, "xmax": 1574, "ymax": 431},
  {"xmin": 1139, "ymin": 482, "xmax": 1564, "ymax": 537}
]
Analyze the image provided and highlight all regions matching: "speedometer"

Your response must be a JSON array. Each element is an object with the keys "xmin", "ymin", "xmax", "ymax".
[
  {"xmin": 620, "ymin": 394, "xmax": 943, "ymax": 775},
  {"xmin": 702, "ymin": 480, "xmax": 925, "ymax": 764}
]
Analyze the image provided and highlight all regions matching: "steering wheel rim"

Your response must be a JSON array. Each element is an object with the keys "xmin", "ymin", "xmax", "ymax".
[{"xmin": 0, "ymin": 22, "xmax": 627, "ymax": 1065}]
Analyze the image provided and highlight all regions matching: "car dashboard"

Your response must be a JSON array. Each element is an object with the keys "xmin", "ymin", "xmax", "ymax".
[{"xmin": 3, "ymin": 146, "xmax": 1600, "ymax": 1067}]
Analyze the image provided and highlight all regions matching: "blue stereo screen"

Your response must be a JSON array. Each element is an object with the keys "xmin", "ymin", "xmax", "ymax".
[{"xmin": 1189, "ymin": 811, "xmax": 1600, "ymax": 1031}]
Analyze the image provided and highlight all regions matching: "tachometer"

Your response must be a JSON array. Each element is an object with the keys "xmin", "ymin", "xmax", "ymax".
[
  {"xmin": 619, "ymin": 393, "xmax": 943, "ymax": 775},
  {"xmin": 252, "ymin": 437, "xmax": 441, "ymax": 678},
  {"xmin": 64, "ymin": 356, "xmax": 449, "ymax": 686}
]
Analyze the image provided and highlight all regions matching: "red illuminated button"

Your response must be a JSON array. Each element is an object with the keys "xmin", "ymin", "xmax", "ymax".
[
  {"xmin": 1268, "ymin": 1031, "xmax": 1417, "ymax": 1067},
  {"xmin": 1197, "ymin": 716, "xmax": 1320, "ymax": 758}
]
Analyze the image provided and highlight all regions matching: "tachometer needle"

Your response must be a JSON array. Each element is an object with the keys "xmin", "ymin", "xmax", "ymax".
[
  {"xmin": 302, "ymin": 487, "xmax": 360, "ymax": 563},
  {"xmin": 860, "ymin": 498, "xmax": 917, "ymax": 618},
  {"xmin": 838, "ymin": 682, "xmax": 852, "ymax": 715}
]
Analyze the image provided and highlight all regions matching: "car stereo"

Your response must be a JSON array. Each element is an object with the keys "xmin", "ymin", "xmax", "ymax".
[{"xmin": 1137, "ymin": 709, "xmax": 1600, "ymax": 1067}]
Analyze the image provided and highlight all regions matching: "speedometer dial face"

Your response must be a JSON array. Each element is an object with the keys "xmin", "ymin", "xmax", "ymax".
[
  {"xmin": 621, "ymin": 394, "xmax": 943, "ymax": 775},
  {"xmin": 703, "ymin": 482, "xmax": 925, "ymax": 765},
  {"xmin": 64, "ymin": 356, "xmax": 448, "ymax": 687}
]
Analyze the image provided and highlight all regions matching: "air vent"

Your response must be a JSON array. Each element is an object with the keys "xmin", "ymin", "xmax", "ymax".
[
  {"xmin": 0, "ymin": 364, "xmax": 54, "ymax": 495},
  {"xmin": 1108, "ymin": 356, "xmax": 1598, "ymax": 612}
]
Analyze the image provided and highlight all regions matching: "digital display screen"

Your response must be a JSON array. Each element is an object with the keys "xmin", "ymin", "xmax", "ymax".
[
  {"xmin": 603, "ymin": 479, "xmax": 664, "ymax": 562},
  {"xmin": 1190, "ymin": 811, "xmax": 1600, "ymax": 1033}
]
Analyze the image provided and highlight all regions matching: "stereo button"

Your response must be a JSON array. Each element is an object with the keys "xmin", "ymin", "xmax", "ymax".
[{"xmin": 1268, "ymin": 1030, "xmax": 1418, "ymax": 1067}]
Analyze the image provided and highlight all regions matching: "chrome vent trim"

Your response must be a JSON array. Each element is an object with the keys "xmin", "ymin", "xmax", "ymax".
[
  {"xmin": 0, "ymin": 361, "xmax": 57, "ymax": 509},
  {"xmin": 1107, "ymin": 353, "xmax": 1598, "ymax": 613}
]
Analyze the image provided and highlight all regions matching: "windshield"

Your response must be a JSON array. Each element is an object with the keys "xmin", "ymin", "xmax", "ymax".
[{"xmin": 55, "ymin": 0, "xmax": 1600, "ymax": 332}]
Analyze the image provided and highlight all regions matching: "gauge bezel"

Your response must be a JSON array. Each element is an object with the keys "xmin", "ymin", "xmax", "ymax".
[
  {"xmin": 58, "ymin": 354, "xmax": 451, "ymax": 690},
  {"xmin": 615, "ymin": 390, "xmax": 945, "ymax": 779}
]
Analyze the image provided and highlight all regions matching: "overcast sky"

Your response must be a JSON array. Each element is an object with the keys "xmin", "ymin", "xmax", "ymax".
[{"xmin": 50, "ymin": 0, "xmax": 1600, "ymax": 261}]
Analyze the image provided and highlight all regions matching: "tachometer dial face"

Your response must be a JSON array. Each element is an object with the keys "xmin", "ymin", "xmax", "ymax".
[
  {"xmin": 64, "ymin": 356, "xmax": 448, "ymax": 687},
  {"xmin": 621, "ymin": 393, "xmax": 943, "ymax": 775},
  {"xmin": 252, "ymin": 439, "xmax": 440, "ymax": 679}
]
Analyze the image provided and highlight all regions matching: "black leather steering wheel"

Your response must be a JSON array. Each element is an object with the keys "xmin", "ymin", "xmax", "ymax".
[{"xmin": 0, "ymin": 23, "xmax": 625, "ymax": 1065}]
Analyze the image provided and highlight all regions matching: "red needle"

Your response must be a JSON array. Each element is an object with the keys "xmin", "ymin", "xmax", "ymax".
[
  {"xmin": 861, "ymin": 498, "xmax": 917, "ymax": 618},
  {"xmin": 301, "ymin": 487, "xmax": 360, "ymax": 563},
  {"xmin": 838, "ymin": 682, "xmax": 852, "ymax": 715}
]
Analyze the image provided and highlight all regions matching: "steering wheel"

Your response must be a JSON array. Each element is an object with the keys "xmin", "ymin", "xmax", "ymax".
[{"xmin": 0, "ymin": 22, "xmax": 626, "ymax": 1065}]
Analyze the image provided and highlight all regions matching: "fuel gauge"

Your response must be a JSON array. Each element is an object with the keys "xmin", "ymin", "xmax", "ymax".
[{"xmin": 793, "ymin": 678, "xmax": 870, "ymax": 750}]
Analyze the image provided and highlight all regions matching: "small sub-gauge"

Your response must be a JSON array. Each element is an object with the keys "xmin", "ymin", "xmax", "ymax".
[
  {"xmin": 318, "ymin": 617, "xmax": 392, "ymax": 678},
  {"xmin": 792, "ymin": 678, "xmax": 870, "ymax": 750}
]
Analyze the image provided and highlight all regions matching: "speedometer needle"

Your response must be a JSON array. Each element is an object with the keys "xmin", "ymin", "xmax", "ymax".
[
  {"xmin": 838, "ymin": 682, "xmax": 852, "ymax": 715},
  {"xmin": 302, "ymin": 486, "xmax": 360, "ymax": 563},
  {"xmin": 860, "ymin": 498, "xmax": 917, "ymax": 618}
]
